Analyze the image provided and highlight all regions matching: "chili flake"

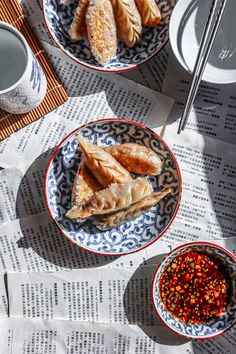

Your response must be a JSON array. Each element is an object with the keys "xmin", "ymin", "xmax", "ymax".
[{"xmin": 160, "ymin": 250, "xmax": 229, "ymax": 325}]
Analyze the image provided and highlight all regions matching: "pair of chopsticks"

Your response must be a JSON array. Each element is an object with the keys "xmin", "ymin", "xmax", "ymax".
[{"xmin": 178, "ymin": 0, "xmax": 228, "ymax": 134}]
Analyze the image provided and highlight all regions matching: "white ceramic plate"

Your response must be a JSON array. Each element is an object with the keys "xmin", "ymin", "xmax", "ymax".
[{"xmin": 169, "ymin": 0, "xmax": 236, "ymax": 84}]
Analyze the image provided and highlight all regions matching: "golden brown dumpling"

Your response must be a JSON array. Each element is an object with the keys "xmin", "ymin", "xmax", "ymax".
[
  {"xmin": 104, "ymin": 143, "xmax": 162, "ymax": 175},
  {"xmin": 66, "ymin": 177, "xmax": 152, "ymax": 219},
  {"xmin": 111, "ymin": 0, "xmax": 142, "ymax": 48},
  {"xmin": 76, "ymin": 136, "xmax": 132, "ymax": 188},
  {"xmin": 94, "ymin": 188, "xmax": 171, "ymax": 230},
  {"xmin": 68, "ymin": 0, "xmax": 90, "ymax": 40},
  {"xmin": 86, "ymin": 0, "xmax": 117, "ymax": 65},
  {"xmin": 72, "ymin": 156, "xmax": 102, "ymax": 206},
  {"xmin": 135, "ymin": 0, "xmax": 161, "ymax": 27}
]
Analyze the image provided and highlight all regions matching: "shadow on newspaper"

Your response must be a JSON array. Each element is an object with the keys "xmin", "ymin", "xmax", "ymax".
[
  {"xmin": 15, "ymin": 149, "xmax": 119, "ymax": 269},
  {"xmin": 123, "ymin": 254, "xmax": 190, "ymax": 346},
  {"xmin": 162, "ymin": 48, "xmax": 236, "ymax": 244}
]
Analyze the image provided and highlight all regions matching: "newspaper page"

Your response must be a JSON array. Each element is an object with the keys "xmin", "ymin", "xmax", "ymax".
[
  {"xmin": 0, "ymin": 275, "xmax": 7, "ymax": 317},
  {"xmin": 162, "ymin": 52, "xmax": 236, "ymax": 145},
  {"xmin": 5, "ymin": 245, "xmax": 236, "ymax": 354},
  {"xmin": 7, "ymin": 266, "xmax": 162, "ymax": 324},
  {"xmin": 7, "ymin": 236, "xmax": 236, "ymax": 325},
  {"xmin": 0, "ymin": 212, "xmax": 152, "ymax": 317},
  {"xmin": 162, "ymin": 127, "xmax": 236, "ymax": 241},
  {"xmin": 0, "ymin": 212, "xmax": 151, "ymax": 274},
  {"xmin": 2, "ymin": 317, "xmax": 235, "ymax": 354}
]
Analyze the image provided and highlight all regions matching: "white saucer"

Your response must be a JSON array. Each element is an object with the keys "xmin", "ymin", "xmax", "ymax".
[{"xmin": 169, "ymin": 0, "xmax": 236, "ymax": 84}]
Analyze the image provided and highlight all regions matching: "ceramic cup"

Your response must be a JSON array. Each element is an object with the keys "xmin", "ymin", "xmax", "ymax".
[{"xmin": 0, "ymin": 21, "xmax": 47, "ymax": 114}]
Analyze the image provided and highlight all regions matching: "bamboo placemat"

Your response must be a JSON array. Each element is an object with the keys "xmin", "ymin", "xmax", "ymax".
[{"xmin": 0, "ymin": 0, "xmax": 69, "ymax": 140}]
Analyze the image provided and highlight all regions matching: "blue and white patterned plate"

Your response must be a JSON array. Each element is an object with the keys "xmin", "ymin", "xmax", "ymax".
[
  {"xmin": 43, "ymin": 0, "xmax": 176, "ymax": 72},
  {"xmin": 152, "ymin": 242, "xmax": 236, "ymax": 339},
  {"xmin": 45, "ymin": 119, "xmax": 181, "ymax": 256}
]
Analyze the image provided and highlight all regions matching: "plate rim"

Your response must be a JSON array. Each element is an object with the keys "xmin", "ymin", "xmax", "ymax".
[
  {"xmin": 151, "ymin": 241, "xmax": 236, "ymax": 339},
  {"xmin": 42, "ymin": 0, "xmax": 176, "ymax": 73},
  {"xmin": 44, "ymin": 117, "xmax": 182, "ymax": 256},
  {"xmin": 169, "ymin": 0, "xmax": 236, "ymax": 84}
]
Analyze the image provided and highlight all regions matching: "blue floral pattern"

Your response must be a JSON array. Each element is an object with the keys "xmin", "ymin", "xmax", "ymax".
[
  {"xmin": 45, "ymin": 119, "xmax": 181, "ymax": 255},
  {"xmin": 43, "ymin": 0, "xmax": 176, "ymax": 71},
  {"xmin": 30, "ymin": 57, "xmax": 43, "ymax": 94},
  {"xmin": 152, "ymin": 243, "xmax": 236, "ymax": 338}
]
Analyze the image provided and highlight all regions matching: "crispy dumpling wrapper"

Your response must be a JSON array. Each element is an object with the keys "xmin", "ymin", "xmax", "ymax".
[
  {"xmin": 66, "ymin": 177, "xmax": 152, "ymax": 219},
  {"xmin": 104, "ymin": 143, "xmax": 162, "ymax": 175},
  {"xmin": 72, "ymin": 156, "xmax": 102, "ymax": 206},
  {"xmin": 68, "ymin": 0, "xmax": 90, "ymax": 40},
  {"xmin": 94, "ymin": 187, "xmax": 171, "ymax": 230},
  {"xmin": 111, "ymin": 0, "xmax": 142, "ymax": 47},
  {"xmin": 86, "ymin": 0, "xmax": 117, "ymax": 65},
  {"xmin": 76, "ymin": 136, "xmax": 132, "ymax": 187},
  {"xmin": 135, "ymin": 0, "xmax": 161, "ymax": 27}
]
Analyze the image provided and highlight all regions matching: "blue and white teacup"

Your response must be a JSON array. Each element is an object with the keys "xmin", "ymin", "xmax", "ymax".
[{"xmin": 0, "ymin": 21, "xmax": 47, "ymax": 114}]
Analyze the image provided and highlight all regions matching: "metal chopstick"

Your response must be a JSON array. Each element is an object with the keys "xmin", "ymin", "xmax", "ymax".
[
  {"xmin": 181, "ymin": 0, "xmax": 228, "ymax": 132},
  {"xmin": 177, "ymin": 0, "xmax": 228, "ymax": 134},
  {"xmin": 178, "ymin": 0, "xmax": 220, "ymax": 133}
]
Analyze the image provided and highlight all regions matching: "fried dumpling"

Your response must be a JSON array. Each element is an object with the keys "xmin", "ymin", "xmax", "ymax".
[
  {"xmin": 68, "ymin": 0, "xmax": 90, "ymax": 40},
  {"xmin": 86, "ymin": 0, "xmax": 117, "ymax": 65},
  {"xmin": 72, "ymin": 156, "xmax": 102, "ymax": 206},
  {"xmin": 104, "ymin": 143, "xmax": 162, "ymax": 175},
  {"xmin": 135, "ymin": 0, "xmax": 161, "ymax": 27},
  {"xmin": 111, "ymin": 0, "xmax": 142, "ymax": 48},
  {"xmin": 76, "ymin": 136, "xmax": 132, "ymax": 188},
  {"xmin": 94, "ymin": 187, "xmax": 171, "ymax": 230},
  {"xmin": 66, "ymin": 177, "xmax": 152, "ymax": 219}
]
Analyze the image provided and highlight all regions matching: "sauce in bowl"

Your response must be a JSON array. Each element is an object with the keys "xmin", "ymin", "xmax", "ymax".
[{"xmin": 160, "ymin": 250, "xmax": 229, "ymax": 325}]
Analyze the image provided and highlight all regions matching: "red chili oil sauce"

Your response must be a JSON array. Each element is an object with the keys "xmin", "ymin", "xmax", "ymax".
[{"xmin": 160, "ymin": 250, "xmax": 228, "ymax": 325}]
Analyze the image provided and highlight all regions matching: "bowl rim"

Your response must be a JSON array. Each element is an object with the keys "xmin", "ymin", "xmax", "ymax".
[
  {"xmin": 169, "ymin": 0, "xmax": 236, "ymax": 85},
  {"xmin": 44, "ymin": 117, "xmax": 182, "ymax": 257},
  {"xmin": 151, "ymin": 241, "xmax": 236, "ymax": 339},
  {"xmin": 169, "ymin": 0, "xmax": 196, "ymax": 78},
  {"xmin": 42, "ymin": 0, "xmax": 173, "ymax": 73}
]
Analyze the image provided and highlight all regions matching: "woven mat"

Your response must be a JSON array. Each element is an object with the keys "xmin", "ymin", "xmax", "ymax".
[{"xmin": 0, "ymin": 0, "xmax": 69, "ymax": 141}]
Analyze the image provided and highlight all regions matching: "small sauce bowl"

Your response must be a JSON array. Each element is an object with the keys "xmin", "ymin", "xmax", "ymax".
[{"xmin": 152, "ymin": 241, "xmax": 236, "ymax": 339}]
